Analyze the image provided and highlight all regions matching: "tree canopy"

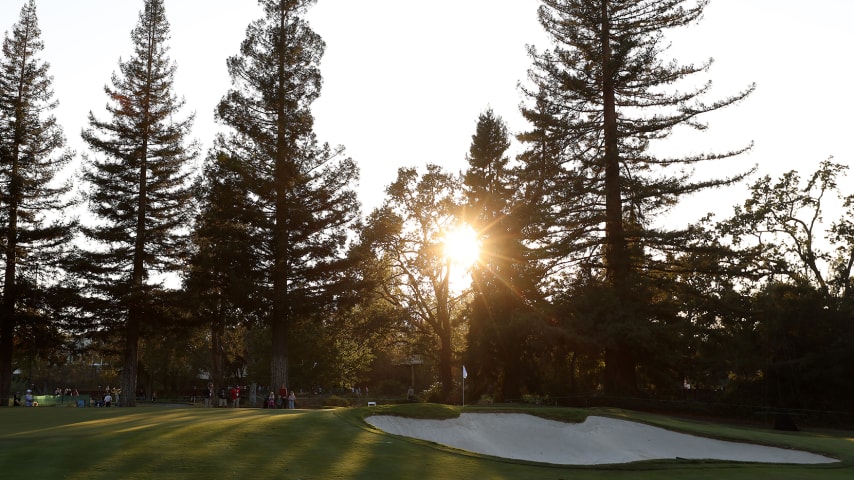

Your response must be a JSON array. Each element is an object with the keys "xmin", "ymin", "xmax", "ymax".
[
  {"xmin": 0, "ymin": 0, "xmax": 851, "ymax": 417},
  {"xmin": 78, "ymin": 0, "xmax": 197, "ymax": 406},
  {"xmin": 518, "ymin": 0, "xmax": 755, "ymax": 394},
  {"xmin": 213, "ymin": 0, "xmax": 360, "ymax": 392},
  {"xmin": 0, "ymin": 0, "xmax": 75, "ymax": 406}
]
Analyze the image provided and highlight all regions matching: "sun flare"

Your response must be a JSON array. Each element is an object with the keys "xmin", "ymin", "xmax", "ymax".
[{"xmin": 442, "ymin": 224, "xmax": 480, "ymax": 267}]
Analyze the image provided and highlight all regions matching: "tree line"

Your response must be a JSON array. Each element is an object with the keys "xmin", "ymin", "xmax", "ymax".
[{"xmin": 1, "ymin": 0, "xmax": 852, "ymax": 412}]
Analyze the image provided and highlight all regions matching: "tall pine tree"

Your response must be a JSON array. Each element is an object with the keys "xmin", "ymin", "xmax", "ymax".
[
  {"xmin": 462, "ymin": 108, "xmax": 541, "ymax": 401},
  {"xmin": 185, "ymin": 150, "xmax": 262, "ymax": 389},
  {"xmin": 215, "ymin": 0, "xmax": 359, "ymax": 391},
  {"xmin": 0, "ymin": 0, "xmax": 75, "ymax": 405},
  {"xmin": 519, "ymin": 0, "xmax": 754, "ymax": 394},
  {"xmin": 79, "ymin": 0, "xmax": 196, "ymax": 406}
]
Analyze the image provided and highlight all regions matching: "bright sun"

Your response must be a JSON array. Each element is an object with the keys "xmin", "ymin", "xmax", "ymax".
[{"xmin": 442, "ymin": 224, "xmax": 480, "ymax": 267}]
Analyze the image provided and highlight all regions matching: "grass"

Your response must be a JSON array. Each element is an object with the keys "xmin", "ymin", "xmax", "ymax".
[{"xmin": 0, "ymin": 403, "xmax": 851, "ymax": 479}]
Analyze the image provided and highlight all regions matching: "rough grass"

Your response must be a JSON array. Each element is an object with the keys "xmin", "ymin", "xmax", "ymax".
[{"xmin": 0, "ymin": 404, "xmax": 852, "ymax": 479}]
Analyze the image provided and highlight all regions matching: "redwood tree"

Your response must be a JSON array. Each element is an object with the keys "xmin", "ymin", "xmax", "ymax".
[
  {"xmin": 79, "ymin": 0, "xmax": 197, "ymax": 406},
  {"xmin": 462, "ymin": 109, "xmax": 542, "ymax": 401},
  {"xmin": 215, "ymin": 0, "xmax": 359, "ymax": 391},
  {"xmin": 0, "ymin": 0, "xmax": 75, "ymax": 405},
  {"xmin": 519, "ymin": 0, "xmax": 754, "ymax": 394}
]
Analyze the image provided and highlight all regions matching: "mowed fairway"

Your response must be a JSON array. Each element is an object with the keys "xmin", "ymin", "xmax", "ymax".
[{"xmin": 1, "ymin": 405, "xmax": 853, "ymax": 479}]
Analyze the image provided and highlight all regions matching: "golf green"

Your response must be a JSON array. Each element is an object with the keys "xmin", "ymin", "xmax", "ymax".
[{"xmin": 0, "ymin": 405, "xmax": 852, "ymax": 479}]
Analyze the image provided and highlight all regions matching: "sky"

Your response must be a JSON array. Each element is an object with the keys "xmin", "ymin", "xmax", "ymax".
[{"xmin": 2, "ymin": 0, "xmax": 853, "ymax": 226}]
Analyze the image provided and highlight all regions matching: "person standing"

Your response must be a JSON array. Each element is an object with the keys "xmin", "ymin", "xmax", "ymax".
[
  {"xmin": 230, "ymin": 385, "xmax": 241, "ymax": 408},
  {"xmin": 24, "ymin": 390, "xmax": 34, "ymax": 407},
  {"xmin": 104, "ymin": 392, "xmax": 113, "ymax": 407},
  {"xmin": 278, "ymin": 384, "xmax": 287, "ymax": 409},
  {"xmin": 204, "ymin": 382, "xmax": 214, "ymax": 408},
  {"xmin": 217, "ymin": 386, "xmax": 227, "ymax": 407},
  {"xmin": 287, "ymin": 390, "xmax": 295, "ymax": 409}
]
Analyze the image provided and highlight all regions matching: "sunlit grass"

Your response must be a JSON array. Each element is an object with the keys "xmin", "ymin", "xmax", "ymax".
[{"xmin": 0, "ymin": 404, "xmax": 852, "ymax": 479}]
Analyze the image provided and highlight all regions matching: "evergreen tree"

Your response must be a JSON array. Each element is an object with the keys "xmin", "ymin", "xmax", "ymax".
[
  {"xmin": 519, "ymin": 0, "xmax": 754, "ymax": 394},
  {"xmin": 185, "ymin": 151, "xmax": 262, "ymax": 388},
  {"xmin": 79, "ymin": 0, "xmax": 196, "ymax": 406},
  {"xmin": 216, "ymin": 0, "xmax": 360, "ymax": 391},
  {"xmin": 462, "ymin": 108, "xmax": 541, "ymax": 401},
  {"xmin": 0, "ymin": 0, "xmax": 75, "ymax": 405}
]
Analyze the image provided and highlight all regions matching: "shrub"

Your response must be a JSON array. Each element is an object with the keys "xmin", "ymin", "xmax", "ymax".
[{"xmin": 323, "ymin": 395, "xmax": 350, "ymax": 407}]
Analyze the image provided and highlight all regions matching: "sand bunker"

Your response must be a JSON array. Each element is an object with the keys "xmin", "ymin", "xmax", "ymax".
[{"xmin": 366, "ymin": 413, "xmax": 838, "ymax": 465}]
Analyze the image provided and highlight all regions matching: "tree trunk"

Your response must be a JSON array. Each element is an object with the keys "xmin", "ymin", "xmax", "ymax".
[
  {"xmin": 438, "ymin": 326, "xmax": 453, "ymax": 403},
  {"xmin": 438, "ymin": 264, "xmax": 454, "ymax": 403},
  {"xmin": 0, "ymin": 307, "xmax": 13, "ymax": 406},
  {"xmin": 0, "ymin": 240, "xmax": 15, "ymax": 406},
  {"xmin": 604, "ymin": 347, "xmax": 636, "ymax": 396},
  {"xmin": 269, "ymin": 1, "xmax": 292, "ymax": 395},
  {"xmin": 211, "ymin": 314, "xmax": 225, "ymax": 389},
  {"xmin": 122, "ymin": 308, "xmax": 140, "ymax": 406},
  {"xmin": 600, "ymin": 0, "xmax": 636, "ymax": 395},
  {"xmin": 270, "ymin": 313, "xmax": 289, "ymax": 392},
  {"xmin": 0, "ymin": 146, "xmax": 21, "ymax": 406}
]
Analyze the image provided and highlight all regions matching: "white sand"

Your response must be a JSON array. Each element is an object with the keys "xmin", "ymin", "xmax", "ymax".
[{"xmin": 365, "ymin": 413, "xmax": 838, "ymax": 465}]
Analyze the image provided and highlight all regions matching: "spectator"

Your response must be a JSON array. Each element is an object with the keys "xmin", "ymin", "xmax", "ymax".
[
  {"xmin": 278, "ymin": 384, "xmax": 287, "ymax": 409},
  {"xmin": 204, "ymin": 382, "xmax": 214, "ymax": 408},
  {"xmin": 230, "ymin": 385, "xmax": 240, "ymax": 408},
  {"xmin": 24, "ymin": 389, "xmax": 34, "ymax": 407},
  {"xmin": 266, "ymin": 390, "xmax": 275, "ymax": 409},
  {"xmin": 287, "ymin": 390, "xmax": 295, "ymax": 409},
  {"xmin": 104, "ymin": 392, "xmax": 113, "ymax": 407},
  {"xmin": 13, "ymin": 392, "xmax": 21, "ymax": 406},
  {"xmin": 217, "ymin": 386, "xmax": 227, "ymax": 407}
]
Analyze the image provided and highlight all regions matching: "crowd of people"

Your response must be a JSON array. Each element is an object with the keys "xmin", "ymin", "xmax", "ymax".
[
  {"xmin": 10, "ymin": 382, "xmax": 306, "ymax": 409},
  {"xmin": 12, "ymin": 386, "xmax": 81, "ymax": 406},
  {"xmin": 11, "ymin": 389, "xmax": 35, "ymax": 406},
  {"xmin": 203, "ymin": 383, "xmax": 296, "ymax": 409}
]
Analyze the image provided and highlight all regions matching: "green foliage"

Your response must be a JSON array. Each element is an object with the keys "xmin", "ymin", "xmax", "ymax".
[
  {"xmin": 76, "ymin": 0, "xmax": 197, "ymax": 406},
  {"xmin": 286, "ymin": 311, "xmax": 376, "ymax": 392},
  {"xmin": 719, "ymin": 159, "xmax": 853, "ymax": 297},
  {"xmin": 712, "ymin": 282, "xmax": 854, "ymax": 411},
  {"xmin": 365, "ymin": 402, "xmax": 461, "ymax": 420},
  {"xmin": 184, "ymin": 150, "xmax": 264, "ymax": 387},
  {"xmin": 703, "ymin": 161, "xmax": 854, "ymax": 411},
  {"xmin": 357, "ymin": 165, "xmax": 468, "ymax": 402},
  {"xmin": 0, "ymin": 0, "xmax": 76, "ymax": 406},
  {"xmin": 462, "ymin": 108, "xmax": 548, "ymax": 402},
  {"xmin": 3, "ymin": 0, "xmax": 853, "ymax": 420},
  {"xmin": 323, "ymin": 394, "xmax": 350, "ymax": 407},
  {"xmin": 517, "ymin": 0, "xmax": 755, "ymax": 395},
  {"xmin": 214, "ymin": 0, "xmax": 360, "ymax": 391}
]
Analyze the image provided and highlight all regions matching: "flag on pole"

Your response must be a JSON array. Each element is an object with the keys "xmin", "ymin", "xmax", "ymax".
[{"xmin": 462, "ymin": 365, "xmax": 468, "ymax": 379}]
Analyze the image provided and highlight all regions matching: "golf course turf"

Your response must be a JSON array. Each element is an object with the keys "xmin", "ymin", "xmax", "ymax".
[{"xmin": 1, "ymin": 403, "xmax": 852, "ymax": 479}]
